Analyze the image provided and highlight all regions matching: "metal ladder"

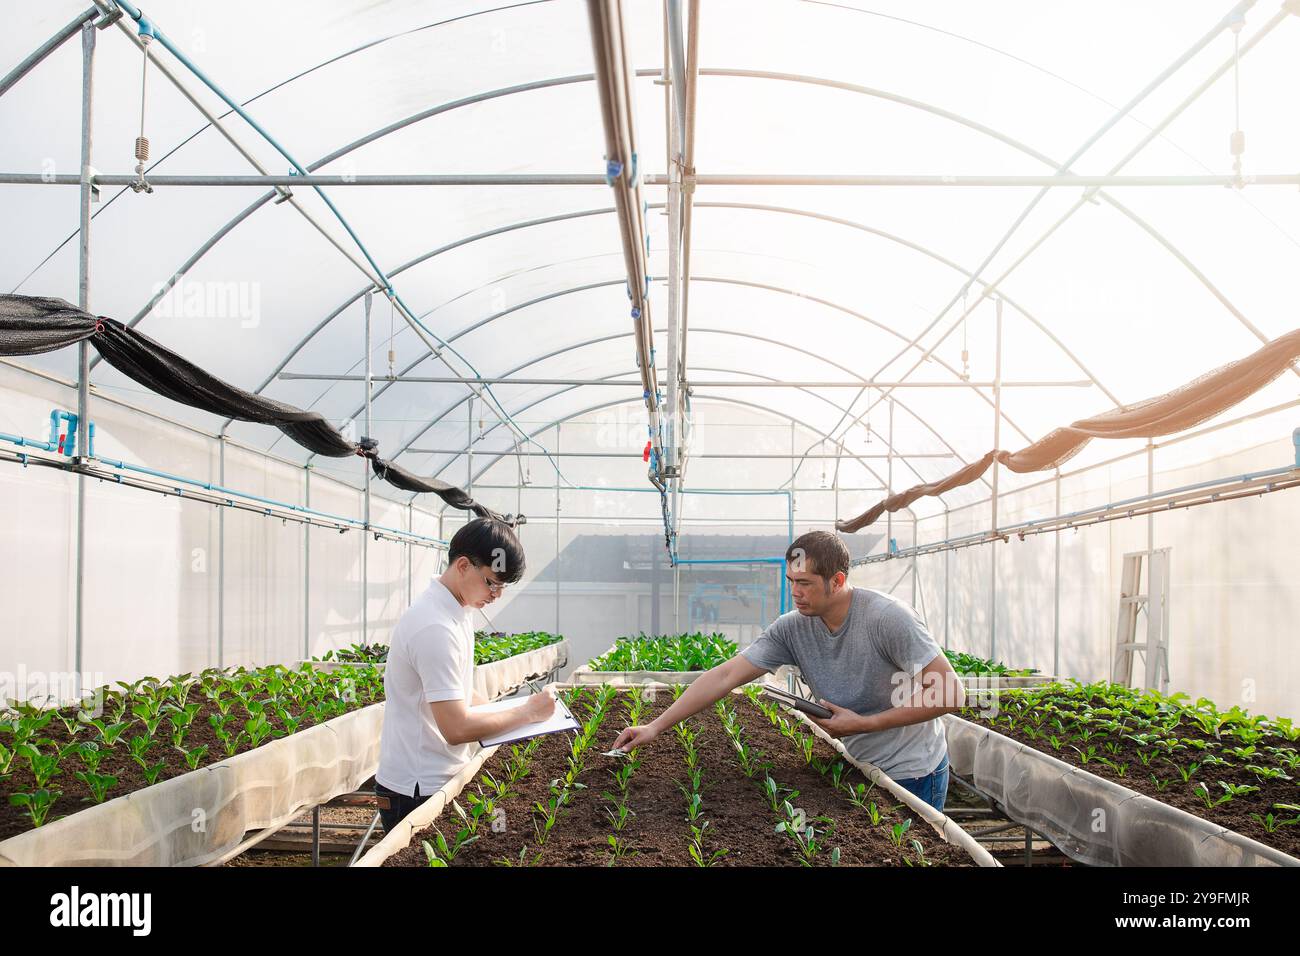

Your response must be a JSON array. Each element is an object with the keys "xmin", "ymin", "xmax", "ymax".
[{"xmin": 1111, "ymin": 548, "xmax": 1171, "ymax": 693}]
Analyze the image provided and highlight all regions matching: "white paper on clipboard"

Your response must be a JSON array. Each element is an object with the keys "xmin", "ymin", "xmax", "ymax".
[{"xmin": 474, "ymin": 695, "xmax": 580, "ymax": 748}]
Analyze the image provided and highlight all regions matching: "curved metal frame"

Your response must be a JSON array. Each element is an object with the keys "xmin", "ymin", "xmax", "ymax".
[
  {"xmin": 435, "ymin": 390, "xmax": 919, "ymax": 521},
  {"xmin": 407, "ymin": 360, "xmax": 946, "ymax": 492},
  {"xmin": 272, "ymin": 270, "xmax": 1039, "ymax": 463},
  {"xmin": 91, "ymin": 66, "xmax": 1259, "ymax": 413},
  {"xmin": 389, "ymin": 325, "xmax": 986, "ymax": 482}
]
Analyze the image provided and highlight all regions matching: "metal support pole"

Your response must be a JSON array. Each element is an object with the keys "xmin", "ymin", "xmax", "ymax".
[
  {"xmin": 886, "ymin": 398, "xmax": 894, "ymax": 549},
  {"xmin": 665, "ymin": 37, "xmax": 682, "ymax": 478},
  {"xmin": 406, "ymin": 501, "xmax": 413, "ymax": 606},
  {"xmin": 1146, "ymin": 440, "xmax": 1155, "ymax": 556},
  {"xmin": 943, "ymin": 508, "xmax": 950, "ymax": 650},
  {"xmin": 362, "ymin": 292, "xmax": 372, "ymax": 647},
  {"xmin": 554, "ymin": 423, "xmax": 561, "ymax": 636},
  {"xmin": 304, "ymin": 466, "xmax": 311, "ymax": 659},
  {"xmin": 1053, "ymin": 470, "xmax": 1062, "ymax": 677},
  {"xmin": 990, "ymin": 297, "xmax": 1003, "ymax": 660},
  {"xmin": 73, "ymin": 22, "xmax": 95, "ymax": 689},
  {"xmin": 467, "ymin": 395, "xmax": 474, "ymax": 495},
  {"xmin": 218, "ymin": 437, "xmax": 225, "ymax": 668},
  {"xmin": 911, "ymin": 514, "xmax": 918, "ymax": 607}
]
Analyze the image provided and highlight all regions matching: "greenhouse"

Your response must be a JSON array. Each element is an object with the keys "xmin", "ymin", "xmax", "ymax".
[{"xmin": 1, "ymin": 0, "xmax": 1298, "ymax": 909}]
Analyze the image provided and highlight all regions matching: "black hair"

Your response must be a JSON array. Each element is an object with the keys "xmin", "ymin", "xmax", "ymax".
[
  {"xmin": 785, "ymin": 531, "xmax": 850, "ymax": 580},
  {"xmin": 448, "ymin": 518, "xmax": 526, "ymax": 584}
]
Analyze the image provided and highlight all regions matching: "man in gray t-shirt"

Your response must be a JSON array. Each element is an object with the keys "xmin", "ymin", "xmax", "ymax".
[{"xmin": 613, "ymin": 530, "xmax": 965, "ymax": 811}]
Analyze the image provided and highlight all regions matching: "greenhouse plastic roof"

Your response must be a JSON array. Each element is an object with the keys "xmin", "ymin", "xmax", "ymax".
[{"xmin": 3, "ymin": 0, "xmax": 1299, "ymax": 521}]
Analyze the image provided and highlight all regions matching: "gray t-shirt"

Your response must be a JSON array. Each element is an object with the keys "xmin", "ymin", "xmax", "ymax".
[{"xmin": 741, "ymin": 587, "xmax": 947, "ymax": 779}]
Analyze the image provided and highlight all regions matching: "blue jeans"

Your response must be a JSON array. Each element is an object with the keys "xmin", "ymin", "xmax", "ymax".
[{"xmin": 891, "ymin": 752, "xmax": 949, "ymax": 812}]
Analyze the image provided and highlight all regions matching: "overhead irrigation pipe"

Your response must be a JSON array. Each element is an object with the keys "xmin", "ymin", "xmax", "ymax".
[
  {"xmin": 587, "ymin": 0, "xmax": 664, "ymax": 486},
  {"xmin": 105, "ymin": 0, "xmax": 566, "ymax": 484},
  {"xmin": 0, "ymin": 435, "xmax": 447, "ymax": 549}
]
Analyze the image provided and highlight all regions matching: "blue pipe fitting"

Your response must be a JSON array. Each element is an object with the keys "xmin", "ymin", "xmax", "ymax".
[
  {"xmin": 137, "ymin": 16, "xmax": 157, "ymax": 40},
  {"xmin": 629, "ymin": 152, "xmax": 638, "ymax": 183},
  {"xmin": 1293, "ymin": 427, "xmax": 1299, "ymax": 467},
  {"xmin": 604, "ymin": 159, "xmax": 623, "ymax": 186},
  {"xmin": 48, "ymin": 410, "xmax": 78, "ymax": 457},
  {"xmin": 631, "ymin": 306, "xmax": 641, "ymax": 319}
]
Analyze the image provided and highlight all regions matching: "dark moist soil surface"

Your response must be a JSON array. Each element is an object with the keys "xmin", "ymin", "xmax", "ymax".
[
  {"xmin": 384, "ymin": 690, "xmax": 974, "ymax": 867},
  {"xmin": 962, "ymin": 710, "xmax": 1300, "ymax": 859},
  {"xmin": 0, "ymin": 691, "xmax": 385, "ymax": 842}
]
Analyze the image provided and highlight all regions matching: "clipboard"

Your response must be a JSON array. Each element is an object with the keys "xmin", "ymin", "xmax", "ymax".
[
  {"xmin": 474, "ymin": 695, "xmax": 580, "ymax": 748},
  {"xmin": 761, "ymin": 685, "xmax": 833, "ymax": 719}
]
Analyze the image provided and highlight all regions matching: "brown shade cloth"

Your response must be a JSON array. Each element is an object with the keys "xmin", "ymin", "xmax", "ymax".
[
  {"xmin": 0, "ymin": 294, "xmax": 511, "ymax": 522},
  {"xmin": 837, "ymin": 328, "xmax": 1300, "ymax": 533}
]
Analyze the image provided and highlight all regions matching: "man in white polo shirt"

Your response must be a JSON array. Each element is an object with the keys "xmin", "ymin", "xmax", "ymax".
[{"xmin": 375, "ymin": 518, "xmax": 554, "ymax": 832}]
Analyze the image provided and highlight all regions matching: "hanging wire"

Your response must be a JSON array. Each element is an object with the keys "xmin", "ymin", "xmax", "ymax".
[
  {"xmin": 960, "ymin": 288, "xmax": 971, "ymax": 381},
  {"xmin": 130, "ymin": 36, "xmax": 154, "ymax": 194},
  {"xmin": 1229, "ymin": 11, "xmax": 1246, "ymax": 188},
  {"xmin": 386, "ymin": 294, "xmax": 396, "ymax": 379}
]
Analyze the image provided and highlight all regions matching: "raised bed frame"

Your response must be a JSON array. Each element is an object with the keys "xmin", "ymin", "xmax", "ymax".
[
  {"xmin": 944, "ymin": 714, "xmax": 1300, "ymax": 867},
  {"xmin": 0, "ymin": 642, "xmax": 569, "ymax": 867},
  {"xmin": 354, "ymin": 680, "xmax": 999, "ymax": 868}
]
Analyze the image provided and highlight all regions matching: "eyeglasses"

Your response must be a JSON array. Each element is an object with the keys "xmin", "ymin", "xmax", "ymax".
[{"xmin": 475, "ymin": 566, "xmax": 508, "ymax": 595}]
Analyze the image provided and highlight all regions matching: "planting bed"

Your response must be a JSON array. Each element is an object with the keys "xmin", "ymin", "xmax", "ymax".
[
  {"xmin": 571, "ymin": 633, "xmax": 736, "ymax": 685},
  {"xmin": 0, "ymin": 663, "xmax": 385, "ymax": 844},
  {"xmin": 949, "ymin": 680, "xmax": 1300, "ymax": 866},
  {"xmin": 375, "ymin": 685, "xmax": 988, "ymax": 868}
]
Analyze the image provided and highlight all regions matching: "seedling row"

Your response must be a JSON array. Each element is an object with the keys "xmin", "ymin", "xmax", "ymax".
[
  {"xmin": 961, "ymin": 679, "xmax": 1300, "ymax": 857},
  {"xmin": 383, "ymin": 685, "xmax": 978, "ymax": 868}
]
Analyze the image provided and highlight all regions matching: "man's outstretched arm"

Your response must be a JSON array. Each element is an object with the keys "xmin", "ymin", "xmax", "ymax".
[{"xmin": 611, "ymin": 654, "xmax": 768, "ymax": 751}]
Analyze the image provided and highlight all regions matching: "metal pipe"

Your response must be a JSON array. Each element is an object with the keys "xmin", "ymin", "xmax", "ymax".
[
  {"xmin": 74, "ymin": 21, "xmax": 95, "ymax": 691},
  {"xmin": 990, "ymin": 298, "xmax": 1003, "ymax": 661},
  {"xmin": 0, "ymin": 5, "xmax": 101, "ymax": 99},
  {"xmin": 405, "ymin": 449, "xmax": 951, "ymax": 460},
  {"xmin": 11, "ymin": 170, "xmax": 1300, "ymax": 187},
  {"xmin": 219, "ymin": 436, "xmax": 225, "ymax": 668},
  {"xmin": 554, "ymin": 423, "xmax": 561, "ymax": 636},
  {"xmin": 277, "ymin": 372, "xmax": 1089, "ymax": 388},
  {"xmin": 677, "ymin": 0, "xmax": 700, "ymax": 377},
  {"xmin": 363, "ymin": 291, "xmax": 372, "ymax": 647},
  {"xmin": 1053, "ymin": 471, "xmax": 1062, "ymax": 678},
  {"xmin": 304, "ymin": 465, "xmax": 310, "ymax": 660}
]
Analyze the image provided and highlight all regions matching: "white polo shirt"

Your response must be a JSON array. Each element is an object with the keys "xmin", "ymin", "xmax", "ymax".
[{"xmin": 375, "ymin": 579, "xmax": 476, "ymax": 797}]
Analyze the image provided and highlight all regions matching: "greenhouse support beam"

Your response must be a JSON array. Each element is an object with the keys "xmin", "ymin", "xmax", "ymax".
[
  {"xmin": 219, "ymin": 436, "xmax": 226, "ymax": 668},
  {"xmin": 74, "ymin": 21, "xmax": 96, "ymax": 691},
  {"xmin": 664, "ymin": 7, "xmax": 683, "ymax": 481},
  {"xmin": 405, "ymin": 449, "xmax": 951, "ymax": 460},
  {"xmin": 304, "ymin": 466, "xmax": 310, "ymax": 661},
  {"xmin": 278, "ymin": 372, "xmax": 1089, "ymax": 388},
  {"xmin": 437, "ymin": 393, "xmax": 905, "ymax": 524},
  {"xmin": 990, "ymin": 298, "xmax": 1003, "ymax": 661},
  {"xmin": 363, "ymin": 292, "xmax": 373, "ymax": 647},
  {"xmin": 1053, "ymin": 471, "xmax": 1061, "ymax": 679},
  {"xmin": 0, "ymin": 4, "xmax": 104, "ymax": 99},
  {"xmin": 12, "ymin": 171, "xmax": 1300, "ymax": 187}
]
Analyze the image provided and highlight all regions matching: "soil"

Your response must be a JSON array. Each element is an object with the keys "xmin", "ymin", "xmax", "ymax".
[
  {"xmin": 0, "ymin": 688, "xmax": 385, "ymax": 842},
  {"xmin": 384, "ymin": 690, "xmax": 975, "ymax": 868},
  {"xmin": 962, "ymin": 706, "xmax": 1300, "ymax": 859}
]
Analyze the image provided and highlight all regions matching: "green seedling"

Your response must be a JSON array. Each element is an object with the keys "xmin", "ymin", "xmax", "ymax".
[
  {"xmin": 74, "ymin": 771, "xmax": 116, "ymax": 804},
  {"xmin": 8, "ymin": 789, "xmax": 60, "ymax": 827}
]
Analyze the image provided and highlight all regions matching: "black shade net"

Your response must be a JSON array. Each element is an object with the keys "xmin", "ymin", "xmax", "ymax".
[{"xmin": 0, "ymin": 294, "xmax": 515, "ymax": 523}]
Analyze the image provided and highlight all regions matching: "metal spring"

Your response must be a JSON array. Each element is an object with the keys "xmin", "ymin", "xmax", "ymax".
[{"xmin": 134, "ymin": 136, "xmax": 150, "ymax": 163}]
